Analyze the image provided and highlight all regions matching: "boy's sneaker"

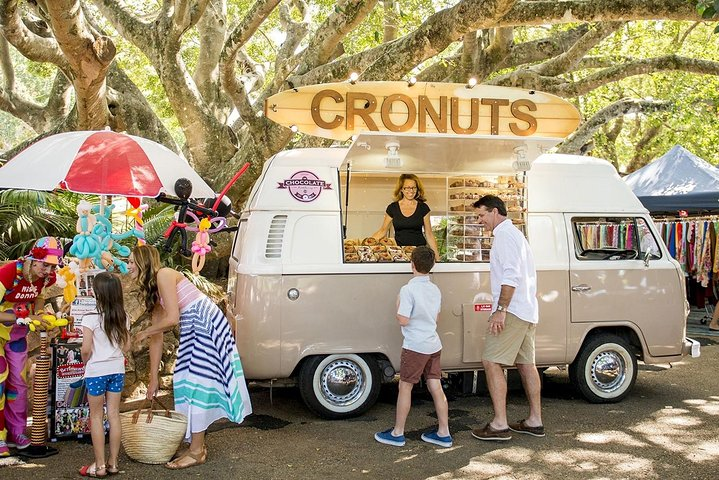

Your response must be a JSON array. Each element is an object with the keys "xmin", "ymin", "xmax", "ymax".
[
  {"xmin": 421, "ymin": 430, "xmax": 453, "ymax": 448},
  {"xmin": 7, "ymin": 433, "xmax": 31, "ymax": 450},
  {"xmin": 374, "ymin": 428, "xmax": 406, "ymax": 447},
  {"xmin": 0, "ymin": 440, "xmax": 9, "ymax": 457}
]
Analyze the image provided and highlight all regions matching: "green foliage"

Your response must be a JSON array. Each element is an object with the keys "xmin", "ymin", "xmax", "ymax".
[
  {"xmin": 571, "ymin": 21, "xmax": 719, "ymax": 168},
  {"xmin": 0, "ymin": 190, "xmax": 79, "ymax": 260}
]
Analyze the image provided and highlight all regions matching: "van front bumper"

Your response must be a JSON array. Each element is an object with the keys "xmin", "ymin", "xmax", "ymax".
[{"xmin": 683, "ymin": 337, "xmax": 701, "ymax": 358}]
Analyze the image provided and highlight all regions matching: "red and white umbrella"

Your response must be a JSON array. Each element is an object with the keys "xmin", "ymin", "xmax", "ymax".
[{"xmin": 0, "ymin": 130, "xmax": 215, "ymax": 198}]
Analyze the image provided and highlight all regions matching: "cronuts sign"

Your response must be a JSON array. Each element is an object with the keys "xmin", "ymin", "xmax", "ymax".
[{"xmin": 264, "ymin": 81, "xmax": 581, "ymax": 141}]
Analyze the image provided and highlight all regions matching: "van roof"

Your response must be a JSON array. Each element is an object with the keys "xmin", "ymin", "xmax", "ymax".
[{"xmin": 528, "ymin": 154, "xmax": 647, "ymax": 213}]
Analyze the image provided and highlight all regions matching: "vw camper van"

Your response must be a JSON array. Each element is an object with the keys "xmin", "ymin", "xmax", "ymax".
[{"xmin": 226, "ymin": 82, "xmax": 699, "ymax": 418}]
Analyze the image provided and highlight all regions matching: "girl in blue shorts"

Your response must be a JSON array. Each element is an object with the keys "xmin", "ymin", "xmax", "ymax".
[{"xmin": 79, "ymin": 272, "xmax": 129, "ymax": 478}]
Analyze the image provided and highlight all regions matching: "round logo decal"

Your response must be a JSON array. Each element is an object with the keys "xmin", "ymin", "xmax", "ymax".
[{"xmin": 278, "ymin": 171, "xmax": 332, "ymax": 202}]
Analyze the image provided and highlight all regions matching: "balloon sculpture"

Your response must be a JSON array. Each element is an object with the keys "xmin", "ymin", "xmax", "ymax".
[
  {"xmin": 92, "ymin": 205, "xmax": 144, "ymax": 273},
  {"xmin": 125, "ymin": 199, "xmax": 149, "ymax": 246},
  {"xmin": 55, "ymin": 261, "xmax": 80, "ymax": 305},
  {"xmin": 69, "ymin": 201, "xmax": 144, "ymax": 273},
  {"xmin": 186, "ymin": 213, "xmax": 226, "ymax": 274},
  {"xmin": 69, "ymin": 200, "xmax": 101, "ymax": 272},
  {"xmin": 160, "ymin": 178, "xmax": 218, "ymax": 256}
]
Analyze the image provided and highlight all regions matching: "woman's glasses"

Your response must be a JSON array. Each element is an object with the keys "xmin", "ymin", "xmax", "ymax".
[{"xmin": 402, "ymin": 187, "xmax": 417, "ymax": 192}]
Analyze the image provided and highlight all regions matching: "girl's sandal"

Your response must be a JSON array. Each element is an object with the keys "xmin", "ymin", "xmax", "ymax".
[
  {"xmin": 79, "ymin": 464, "xmax": 107, "ymax": 478},
  {"xmin": 107, "ymin": 464, "xmax": 120, "ymax": 475},
  {"xmin": 165, "ymin": 445, "xmax": 207, "ymax": 470}
]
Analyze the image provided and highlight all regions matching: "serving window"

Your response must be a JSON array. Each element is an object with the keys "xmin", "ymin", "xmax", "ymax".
[{"xmin": 340, "ymin": 171, "xmax": 527, "ymax": 263}]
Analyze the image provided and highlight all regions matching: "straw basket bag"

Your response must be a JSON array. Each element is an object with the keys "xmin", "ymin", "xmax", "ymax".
[{"xmin": 120, "ymin": 397, "xmax": 188, "ymax": 464}]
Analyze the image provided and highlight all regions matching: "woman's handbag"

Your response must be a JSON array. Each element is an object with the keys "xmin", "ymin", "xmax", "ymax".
[{"xmin": 120, "ymin": 396, "xmax": 188, "ymax": 464}]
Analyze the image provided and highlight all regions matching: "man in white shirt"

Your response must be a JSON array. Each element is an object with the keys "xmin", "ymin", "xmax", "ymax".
[{"xmin": 471, "ymin": 195, "xmax": 545, "ymax": 441}]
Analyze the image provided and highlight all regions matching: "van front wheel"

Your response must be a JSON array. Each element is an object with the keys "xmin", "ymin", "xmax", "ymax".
[
  {"xmin": 569, "ymin": 334, "xmax": 637, "ymax": 403},
  {"xmin": 298, "ymin": 354, "xmax": 381, "ymax": 419}
]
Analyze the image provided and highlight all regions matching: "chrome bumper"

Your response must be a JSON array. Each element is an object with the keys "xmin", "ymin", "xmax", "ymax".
[{"xmin": 683, "ymin": 337, "xmax": 701, "ymax": 358}]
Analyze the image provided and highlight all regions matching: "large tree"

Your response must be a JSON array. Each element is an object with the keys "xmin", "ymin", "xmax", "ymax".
[{"xmin": 0, "ymin": 0, "xmax": 718, "ymax": 198}]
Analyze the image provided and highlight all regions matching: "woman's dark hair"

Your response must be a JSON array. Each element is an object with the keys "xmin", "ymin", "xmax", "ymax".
[{"xmin": 93, "ymin": 272, "xmax": 128, "ymax": 348}]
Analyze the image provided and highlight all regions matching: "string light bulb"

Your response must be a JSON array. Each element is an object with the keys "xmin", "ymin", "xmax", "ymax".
[
  {"xmin": 407, "ymin": 76, "xmax": 417, "ymax": 87},
  {"xmin": 349, "ymin": 72, "xmax": 359, "ymax": 84},
  {"xmin": 466, "ymin": 77, "xmax": 477, "ymax": 89}
]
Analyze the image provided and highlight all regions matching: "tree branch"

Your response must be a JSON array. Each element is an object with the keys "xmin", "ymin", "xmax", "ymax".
[
  {"xmin": 220, "ymin": 0, "xmax": 280, "ymax": 133},
  {"xmin": 362, "ymin": 0, "xmax": 518, "ymax": 80},
  {"xmin": 91, "ymin": 0, "xmax": 149, "ymax": 50},
  {"xmin": 558, "ymin": 98, "xmax": 670, "ymax": 154},
  {"xmin": 530, "ymin": 22, "xmax": 623, "ymax": 77},
  {"xmin": 46, "ymin": 0, "xmax": 115, "ymax": 129},
  {"xmin": 561, "ymin": 55, "xmax": 719, "ymax": 96},
  {"xmin": 0, "ymin": 0, "xmax": 69, "ymax": 74},
  {"xmin": 489, "ymin": 55, "xmax": 719, "ymax": 95},
  {"xmin": 295, "ymin": 0, "xmax": 378, "ymax": 76},
  {"xmin": 193, "ymin": 0, "xmax": 229, "ymax": 121},
  {"xmin": 477, "ymin": 27, "xmax": 513, "ymax": 81}
]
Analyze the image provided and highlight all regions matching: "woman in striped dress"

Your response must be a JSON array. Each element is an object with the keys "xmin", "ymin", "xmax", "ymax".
[{"xmin": 132, "ymin": 245, "xmax": 251, "ymax": 469}]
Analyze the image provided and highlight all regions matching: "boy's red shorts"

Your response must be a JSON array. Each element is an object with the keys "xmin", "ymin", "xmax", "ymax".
[{"xmin": 399, "ymin": 348, "xmax": 441, "ymax": 384}]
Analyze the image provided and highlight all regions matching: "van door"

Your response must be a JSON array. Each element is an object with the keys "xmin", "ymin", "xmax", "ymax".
[{"xmin": 566, "ymin": 215, "xmax": 685, "ymax": 358}]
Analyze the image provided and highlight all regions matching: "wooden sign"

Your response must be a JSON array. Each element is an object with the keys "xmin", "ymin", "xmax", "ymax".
[{"xmin": 264, "ymin": 81, "xmax": 581, "ymax": 141}]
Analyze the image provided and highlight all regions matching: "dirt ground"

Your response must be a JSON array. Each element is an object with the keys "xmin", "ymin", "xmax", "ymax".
[{"xmin": 2, "ymin": 323, "xmax": 718, "ymax": 480}]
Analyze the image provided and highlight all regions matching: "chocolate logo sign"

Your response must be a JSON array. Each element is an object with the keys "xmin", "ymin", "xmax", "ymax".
[{"xmin": 278, "ymin": 171, "xmax": 332, "ymax": 202}]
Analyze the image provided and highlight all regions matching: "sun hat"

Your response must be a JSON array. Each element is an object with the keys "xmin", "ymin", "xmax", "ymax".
[{"xmin": 26, "ymin": 236, "xmax": 63, "ymax": 266}]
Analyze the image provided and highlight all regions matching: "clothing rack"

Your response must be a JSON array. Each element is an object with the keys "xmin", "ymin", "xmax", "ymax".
[{"xmin": 654, "ymin": 217, "xmax": 719, "ymax": 288}]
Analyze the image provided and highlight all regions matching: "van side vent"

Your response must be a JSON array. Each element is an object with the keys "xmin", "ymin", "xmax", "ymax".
[{"xmin": 265, "ymin": 215, "xmax": 288, "ymax": 258}]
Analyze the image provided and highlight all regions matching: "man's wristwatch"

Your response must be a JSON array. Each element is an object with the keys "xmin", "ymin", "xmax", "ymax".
[{"xmin": 495, "ymin": 305, "xmax": 508, "ymax": 313}]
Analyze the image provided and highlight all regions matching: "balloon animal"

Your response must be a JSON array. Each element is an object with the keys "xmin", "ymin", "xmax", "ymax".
[
  {"xmin": 90, "ymin": 205, "xmax": 144, "ymax": 273},
  {"xmin": 185, "ymin": 212, "xmax": 227, "ymax": 273},
  {"xmin": 68, "ymin": 200, "xmax": 102, "ymax": 272}
]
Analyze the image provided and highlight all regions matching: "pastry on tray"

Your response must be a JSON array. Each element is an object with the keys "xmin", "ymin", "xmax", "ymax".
[{"xmin": 378, "ymin": 237, "xmax": 397, "ymax": 246}]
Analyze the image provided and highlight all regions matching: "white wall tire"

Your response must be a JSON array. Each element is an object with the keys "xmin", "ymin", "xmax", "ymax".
[
  {"xmin": 298, "ymin": 354, "xmax": 381, "ymax": 419},
  {"xmin": 569, "ymin": 333, "xmax": 638, "ymax": 403}
]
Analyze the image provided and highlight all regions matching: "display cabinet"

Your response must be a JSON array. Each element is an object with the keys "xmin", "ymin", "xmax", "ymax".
[{"xmin": 445, "ymin": 174, "xmax": 527, "ymax": 262}]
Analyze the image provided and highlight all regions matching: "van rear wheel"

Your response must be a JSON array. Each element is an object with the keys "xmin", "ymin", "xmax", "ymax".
[
  {"xmin": 298, "ymin": 354, "xmax": 381, "ymax": 419},
  {"xmin": 569, "ymin": 333, "xmax": 637, "ymax": 403}
]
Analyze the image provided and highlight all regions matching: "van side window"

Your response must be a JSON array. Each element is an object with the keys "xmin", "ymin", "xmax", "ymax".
[
  {"xmin": 572, "ymin": 217, "xmax": 641, "ymax": 261},
  {"xmin": 637, "ymin": 217, "xmax": 662, "ymax": 260}
]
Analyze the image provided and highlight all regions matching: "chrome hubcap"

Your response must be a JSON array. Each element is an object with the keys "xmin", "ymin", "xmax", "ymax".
[
  {"xmin": 590, "ymin": 350, "xmax": 626, "ymax": 393},
  {"xmin": 320, "ymin": 359, "xmax": 364, "ymax": 406}
]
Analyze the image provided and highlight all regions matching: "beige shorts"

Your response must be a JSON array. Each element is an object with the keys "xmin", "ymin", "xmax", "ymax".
[{"xmin": 482, "ymin": 312, "xmax": 536, "ymax": 366}]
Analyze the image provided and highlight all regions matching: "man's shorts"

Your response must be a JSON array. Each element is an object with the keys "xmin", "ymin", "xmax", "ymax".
[
  {"xmin": 482, "ymin": 312, "xmax": 536, "ymax": 366},
  {"xmin": 85, "ymin": 373, "xmax": 125, "ymax": 396},
  {"xmin": 399, "ymin": 348, "xmax": 441, "ymax": 384}
]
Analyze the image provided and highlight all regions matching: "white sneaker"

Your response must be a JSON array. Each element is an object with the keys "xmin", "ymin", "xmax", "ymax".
[{"xmin": 7, "ymin": 433, "xmax": 31, "ymax": 450}]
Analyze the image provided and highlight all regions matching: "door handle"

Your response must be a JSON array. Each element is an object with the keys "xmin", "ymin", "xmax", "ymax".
[{"xmin": 571, "ymin": 284, "xmax": 591, "ymax": 292}]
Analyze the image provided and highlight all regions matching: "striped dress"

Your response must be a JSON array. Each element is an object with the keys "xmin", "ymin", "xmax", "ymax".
[{"xmin": 172, "ymin": 277, "xmax": 252, "ymax": 440}]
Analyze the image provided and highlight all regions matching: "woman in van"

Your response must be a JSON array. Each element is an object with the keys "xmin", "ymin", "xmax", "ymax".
[{"xmin": 371, "ymin": 173, "xmax": 440, "ymax": 261}]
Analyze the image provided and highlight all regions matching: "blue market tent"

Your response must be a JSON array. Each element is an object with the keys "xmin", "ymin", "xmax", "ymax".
[{"xmin": 624, "ymin": 145, "xmax": 719, "ymax": 214}]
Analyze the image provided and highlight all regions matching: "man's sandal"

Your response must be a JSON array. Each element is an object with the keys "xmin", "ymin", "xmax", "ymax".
[
  {"xmin": 165, "ymin": 445, "xmax": 207, "ymax": 470},
  {"xmin": 79, "ymin": 464, "xmax": 107, "ymax": 478}
]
